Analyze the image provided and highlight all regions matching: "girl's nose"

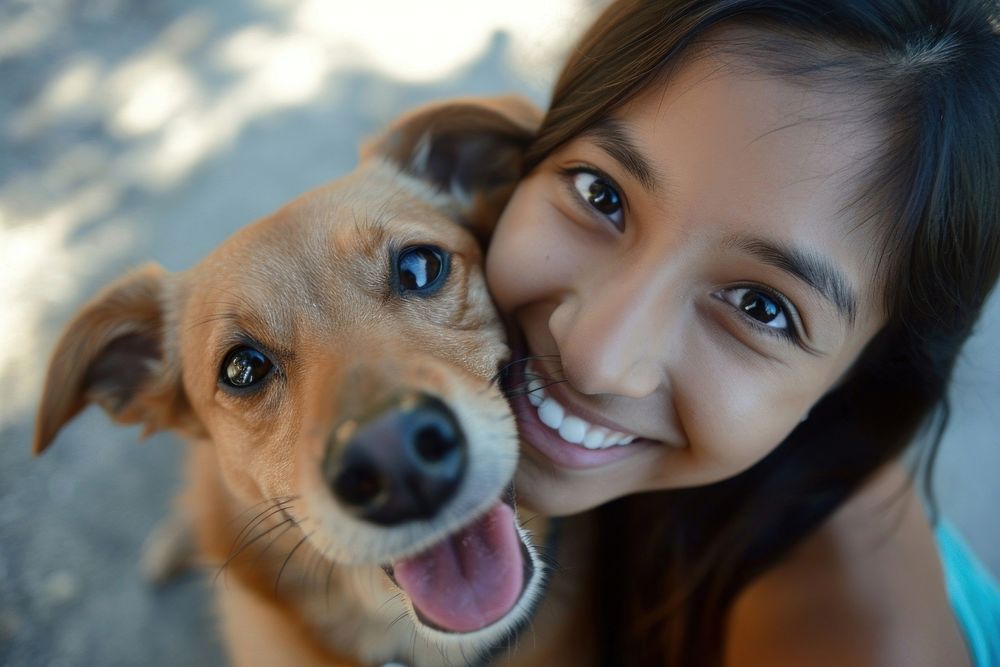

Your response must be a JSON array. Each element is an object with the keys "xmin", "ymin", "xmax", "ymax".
[{"xmin": 547, "ymin": 275, "xmax": 670, "ymax": 399}]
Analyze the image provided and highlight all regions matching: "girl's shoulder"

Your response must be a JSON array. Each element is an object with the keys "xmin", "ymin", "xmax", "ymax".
[{"xmin": 723, "ymin": 462, "xmax": 971, "ymax": 667}]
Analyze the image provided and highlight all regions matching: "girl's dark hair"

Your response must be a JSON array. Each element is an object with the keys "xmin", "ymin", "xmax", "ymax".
[{"xmin": 523, "ymin": 1, "xmax": 1000, "ymax": 664}]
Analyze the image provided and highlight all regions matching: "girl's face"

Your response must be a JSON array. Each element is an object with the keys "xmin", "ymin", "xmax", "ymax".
[{"xmin": 486, "ymin": 56, "xmax": 889, "ymax": 516}]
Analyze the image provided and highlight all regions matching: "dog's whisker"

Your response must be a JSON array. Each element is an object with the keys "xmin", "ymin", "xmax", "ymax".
[
  {"xmin": 230, "ymin": 498, "xmax": 296, "ymax": 555},
  {"xmin": 275, "ymin": 530, "xmax": 313, "ymax": 595},
  {"xmin": 386, "ymin": 608, "xmax": 410, "ymax": 633},
  {"xmin": 501, "ymin": 378, "xmax": 569, "ymax": 400},
  {"xmin": 274, "ymin": 502, "xmax": 298, "ymax": 527},
  {"xmin": 536, "ymin": 552, "xmax": 563, "ymax": 574},
  {"xmin": 229, "ymin": 507, "xmax": 291, "ymax": 560},
  {"xmin": 448, "ymin": 639, "xmax": 467, "ymax": 667},
  {"xmin": 458, "ymin": 641, "xmax": 474, "ymax": 667},
  {"xmin": 517, "ymin": 372, "xmax": 569, "ymax": 385},
  {"xmin": 524, "ymin": 627, "xmax": 536, "ymax": 661},
  {"xmin": 521, "ymin": 372, "xmax": 568, "ymax": 386},
  {"xmin": 216, "ymin": 518, "xmax": 291, "ymax": 583},
  {"xmin": 298, "ymin": 536, "xmax": 325, "ymax": 590},
  {"xmin": 374, "ymin": 589, "xmax": 404, "ymax": 617},
  {"xmin": 226, "ymin": 495, "xmax": 297, "ymax": 529},
  {"xmin": 234, "ymin": 495, "xmax": 294, "ymax": 530},
  {"xmin": 216, "ymin": 516, "xmax": 295, "ymax": 583},
  {"xmin": 324, "ymin": 552, "xmax": 337, "ymax": 613},
  {"xmin": 490, "ymin": 354, "xmax": 562, "ymax": 386},
  {"xmin": 309, "ymin": 543, "xmax": 332, "ymax": 591},
  {"xmin": 254, "ymin": 518, "xmax": 299, "ymax": 564}
]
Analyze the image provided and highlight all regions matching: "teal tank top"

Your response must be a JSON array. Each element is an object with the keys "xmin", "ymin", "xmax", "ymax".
[{"xmin": 936, "ymin": 520, "xmax": 1000, "ymax": 666}]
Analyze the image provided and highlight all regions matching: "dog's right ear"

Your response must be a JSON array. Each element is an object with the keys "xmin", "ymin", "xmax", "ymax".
[
  {"xmin": 33, "ymin": 263, "xmax": 195, "ymax": 455},
  {"xmin": 361, "ymin": 95, "xmax": 542, "ymax": 244}
]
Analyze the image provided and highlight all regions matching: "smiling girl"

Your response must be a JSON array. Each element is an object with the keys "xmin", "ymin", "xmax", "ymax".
[{"xmin": 486, "ymin": 0, "xmax": 1000, "ymax": 664}]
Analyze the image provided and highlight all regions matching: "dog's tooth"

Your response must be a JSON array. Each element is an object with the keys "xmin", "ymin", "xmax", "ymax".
[
  {"xmin": 537, "ymin": 397, "xmax": 565, "ymax": 430},
  {"xmin": 583, "ymin": 426, "xmax": 609, "ymax": 449},
  {"xmin": 558, "ymin": 416, "xmax": 587, "ymax": 444},
  {"xmin": 526, "ymin": 379, "xmax": 544, "ymax": 407}
]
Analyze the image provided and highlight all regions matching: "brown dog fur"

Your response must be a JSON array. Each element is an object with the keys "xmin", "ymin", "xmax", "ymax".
[{"xmin": 33, "ymin": 97, "xmax": 596, "ymax": 667}]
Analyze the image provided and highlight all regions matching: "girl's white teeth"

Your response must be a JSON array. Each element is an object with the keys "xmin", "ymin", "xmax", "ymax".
[
  {"xmin": 558, "ymin": 416, "xmax": 588, "ymax": 444},
  {"xmin": 583, "ymin": 427, "xmax": 609, "ymax": 448},
  {"xmin": 537, "ymin": 397, "xmax": 564, "ymax": 430},
  {"xmin": 525, "ymin": 363, "xmax": 641, "ymax": 450}
]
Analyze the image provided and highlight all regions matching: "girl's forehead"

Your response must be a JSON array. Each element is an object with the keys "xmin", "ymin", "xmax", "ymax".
[{"xmin": 622, "ymin": 53, "xmax": 880, "ymax": 173}]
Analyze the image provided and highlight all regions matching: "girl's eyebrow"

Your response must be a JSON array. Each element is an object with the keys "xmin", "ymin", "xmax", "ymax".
[
  {"xmin": 726, "ymin": 235, "xmax": 858, "ymax": 326},
  {"xmin": 580, "ymin": 118, "xmax": 661, "ymax": 192}
]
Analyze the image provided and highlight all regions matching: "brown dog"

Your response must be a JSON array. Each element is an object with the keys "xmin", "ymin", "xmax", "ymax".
[{"xmin": 33, "ymin": 97, "xmax": 595, "ymax": 667}]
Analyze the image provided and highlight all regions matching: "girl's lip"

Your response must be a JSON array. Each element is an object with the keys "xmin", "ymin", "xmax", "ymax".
[{"xmin": 503, "ymin": 353, "xmax": 657, "ymax": 471}]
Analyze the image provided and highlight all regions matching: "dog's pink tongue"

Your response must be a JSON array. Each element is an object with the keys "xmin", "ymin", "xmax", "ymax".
[{"xmin": 394, "ymin": 503, "xmax": 523, "ymax": 633}]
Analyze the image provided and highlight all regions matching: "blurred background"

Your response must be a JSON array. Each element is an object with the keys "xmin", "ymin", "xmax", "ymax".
[{"xmin": 1, "ymin": 1, "xmax": 997, "ymax": 665}]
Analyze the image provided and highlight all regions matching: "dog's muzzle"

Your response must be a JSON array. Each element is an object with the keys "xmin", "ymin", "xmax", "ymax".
[{"xmin": 317, "ymin": 389, "xmax": 539, "ymax": 637}]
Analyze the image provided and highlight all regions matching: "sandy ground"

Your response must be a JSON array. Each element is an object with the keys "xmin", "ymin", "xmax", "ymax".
[{"xmin": 1, "ymin": 1, "xmax": 998, "ymax": 666}]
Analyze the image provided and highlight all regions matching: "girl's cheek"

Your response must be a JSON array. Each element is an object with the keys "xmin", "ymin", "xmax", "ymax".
[
  {"xmin": 673, "ymin": 353, "xmax": 808, "ymax": 479},
  {"xmin": 487, "ymin": 184, "xmax": 541, "ymax": 308},
  {"xmin": 487, "ymin": 180, "xmax": 574, "ymax": 311}
]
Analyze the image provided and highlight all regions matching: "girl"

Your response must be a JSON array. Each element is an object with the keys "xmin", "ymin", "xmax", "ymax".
[{"xmin": 485, "ymin": 0, "xmax": 1000, "ymax": 664}]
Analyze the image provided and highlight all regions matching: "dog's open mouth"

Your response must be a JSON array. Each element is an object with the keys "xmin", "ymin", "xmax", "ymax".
[{"xmin": 382, "ymin": 498, "xmax": 531, "ymax": 634}]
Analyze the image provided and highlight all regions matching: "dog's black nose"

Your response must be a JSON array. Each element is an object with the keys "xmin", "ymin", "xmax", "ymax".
[{"xmin": 325, "ymin": 394, "xmax": 467, "ymax": 526}]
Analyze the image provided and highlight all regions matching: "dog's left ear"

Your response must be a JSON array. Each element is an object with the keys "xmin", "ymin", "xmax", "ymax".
[{"xmin": 361, "ymin": 95, "xmax": 542, "ymax": 243}]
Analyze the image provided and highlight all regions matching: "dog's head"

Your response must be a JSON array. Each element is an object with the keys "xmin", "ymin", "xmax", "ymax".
[{"xmin": 34, "ymin": 96, "xmax": 549, "ymax": 664}]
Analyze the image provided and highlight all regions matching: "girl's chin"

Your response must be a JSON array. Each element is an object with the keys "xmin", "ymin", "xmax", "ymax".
[{"xmin": 512, "ymin": 463, "xmax": 601, "ymax": 517}]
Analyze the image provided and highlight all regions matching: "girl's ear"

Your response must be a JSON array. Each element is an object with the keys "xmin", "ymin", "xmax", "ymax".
[
  {"xmin": 360, "ymin": 95, "xmax": 542, "ymax": 243},
  {"xmin": 33, "ymin": 263, "xmax": 198, "ymax": 455}
]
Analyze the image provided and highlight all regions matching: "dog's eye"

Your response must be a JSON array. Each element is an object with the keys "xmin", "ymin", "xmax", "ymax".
[
  {"xmin": 220, "ymin": 346, "xmax": 273, "ymax": 388},
  {"xmin": 396, "ymin": 245, "xmax": 449, "ymax": 294}
]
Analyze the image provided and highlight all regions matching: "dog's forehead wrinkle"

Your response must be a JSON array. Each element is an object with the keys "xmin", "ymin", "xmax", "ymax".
[
  {"xmin": 184, "ymin": 274, "xmax": 306, "ymax": 358},
  {"xmin": 327, "ymin": 208, "xmax": 392, "ymax": 263},
  {"xmin": 344, "ymin": 161, "xmax": 462, "ymax": 225}
]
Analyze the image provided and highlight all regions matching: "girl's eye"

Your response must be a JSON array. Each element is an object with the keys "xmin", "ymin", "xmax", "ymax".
[
  {"xmin": 570, "ymin": 170, "xmax": 624, "ymax": 228},
  {"xmin": 221, "ymin": 346, "xmax": 273, "ymax": 388},
  {"xmin": 396, "ymin": 245, "xmax": 450, "ymax": 295},
  {"xmin": 717, "ymin": 287, "xmax": 789, "ymax": 330}
]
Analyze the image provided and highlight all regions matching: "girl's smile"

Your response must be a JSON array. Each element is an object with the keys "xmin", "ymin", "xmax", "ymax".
[
  {"xmin": 505, "ymin": 355, "xmax": 664, "ymax": 470},
  {"xmin": 487, "ymin": 49, "xmax": 888, "ymax": 516}
]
